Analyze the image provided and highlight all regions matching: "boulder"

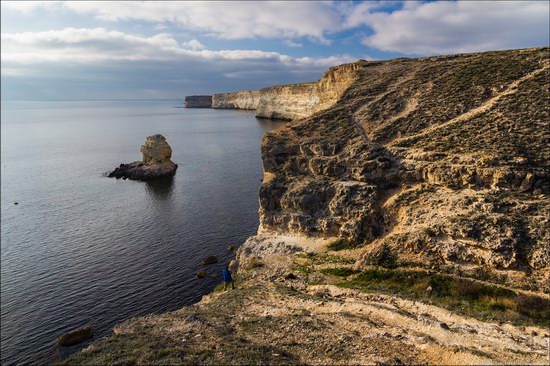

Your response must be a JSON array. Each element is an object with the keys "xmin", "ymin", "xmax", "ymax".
[
  {"xmin": 202, "ymin": 256, "xmax": 218, "ymax": 265},
  {"xmin": 108, "ymin": 134, "xmax": 178, "ymax": 180},
  {"xmin": 58, "ymin": 326, "xmax": 93, "ymax": 347}
]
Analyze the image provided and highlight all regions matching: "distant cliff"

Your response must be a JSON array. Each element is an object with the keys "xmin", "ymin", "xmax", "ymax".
[
  {"xmin": 184, "ymin": 95, "xmax": 212, "ymax": 108},
  {"xmin": 210, "ymin": 63, "xmax": 361, "ymax": 120}
]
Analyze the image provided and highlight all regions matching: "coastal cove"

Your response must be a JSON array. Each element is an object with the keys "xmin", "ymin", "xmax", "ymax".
[{"xmin": 0, "ymin": 100, "xmax": 285, "ymax": 364}]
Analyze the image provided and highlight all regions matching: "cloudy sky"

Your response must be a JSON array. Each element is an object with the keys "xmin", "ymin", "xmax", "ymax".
[{"xmin": 1, "ymin": 1, "xmax": 549, "ymax": 100}]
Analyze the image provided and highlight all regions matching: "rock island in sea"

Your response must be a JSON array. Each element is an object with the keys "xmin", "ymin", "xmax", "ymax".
[{"xmin": 108, "ymin": 134, "xmax": 178, "ymax": 180}]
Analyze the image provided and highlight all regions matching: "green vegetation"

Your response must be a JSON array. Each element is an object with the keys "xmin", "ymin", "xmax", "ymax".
[
  {"xmin": 336, "ymin": 268, "xmax": 550, "ymax": 327},
  {"xmin": 364, "ymin": 244, "xmax": 397, "ymax": 268},
  {"xmin": 327, "ymin": 239, "xmax": 358, "ymax": 251},
  {"xmin": 320, "ymin": 268, "xmax": 358, "ymax": 277}
]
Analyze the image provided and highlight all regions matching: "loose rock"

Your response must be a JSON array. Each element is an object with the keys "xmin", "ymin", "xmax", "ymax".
[{"xmin": 58, "ymin": 326, "xmax": 93, "ymax": 347}]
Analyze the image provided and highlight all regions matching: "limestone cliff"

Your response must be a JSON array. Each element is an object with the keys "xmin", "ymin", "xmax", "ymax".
[
  {"xmin": 212, "ymin": 90, "xmax": 261, "ymax": 110},
  {"xmin": 184, "ymin": 95, "xmax": 212, "ymax": 108},
  {"xmin": 212, "ymin": 63, "xmax": 360, "ymax": 120},
  {"xmin": 259, "ymin": 47, "xmax": 550, "ymax": 292}
]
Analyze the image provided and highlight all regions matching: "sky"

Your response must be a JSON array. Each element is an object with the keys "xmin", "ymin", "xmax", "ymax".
[{"xmin": 1, "ymin": 1, "xmax": 549, "ymax": 100}]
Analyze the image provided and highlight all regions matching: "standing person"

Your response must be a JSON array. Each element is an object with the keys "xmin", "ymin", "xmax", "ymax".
[{"xmin": 222, "ymin": 264, "xmax": 235, "ymax": 291}]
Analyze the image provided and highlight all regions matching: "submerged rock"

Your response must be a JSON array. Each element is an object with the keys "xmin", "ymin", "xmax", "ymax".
[
  {"xmin": 58, "ymin": 326, "xmax": 93, "ymax": 347},
  {"xmin": 202, "ymin": 256, "xmax": 218, "ymax": 265},
  {"xmin": 108, "ymin": 134, "xmax": 178, "ymax": 180}
]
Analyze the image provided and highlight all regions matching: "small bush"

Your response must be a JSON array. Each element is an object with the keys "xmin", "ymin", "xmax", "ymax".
[
  {"xmin": 320, "ymin": 268, "xmax": 358, "ymax": 277},
  {"xmin": 327, "ymin": 239, "xmax": 358, "ymax": 251},
  {"xmin": 364, "ymin": 244, "xmax": 397, "ymax": 268}
]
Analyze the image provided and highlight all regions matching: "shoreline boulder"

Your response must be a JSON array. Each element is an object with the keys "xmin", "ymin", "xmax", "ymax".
[{"xmin": 58, "ymin": 326, "xmax": 93, "ymax": 347}]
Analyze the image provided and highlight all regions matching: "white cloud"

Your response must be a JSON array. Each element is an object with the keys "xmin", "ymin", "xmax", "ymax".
[
  {"xmin": 360, "ymin": 1, "xmax": 550, "ymax": 54},
  {"xmin": 283, "ymin": 40, "xmax": 303, "ymax": 48},
  {"xmin": 182, "ymin": 39, "xmax": 205, "ymax": 50},
  {"xmin": 1, "ymin": 27, "xmax": 356, "ymax": 67},
  {"xmin": 59, "ymin": 1, "xmax": 345, "ymax": 43}
]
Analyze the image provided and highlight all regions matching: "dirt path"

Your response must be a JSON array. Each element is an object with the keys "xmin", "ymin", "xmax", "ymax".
[{"xmin": 389, "ymin": 64, "xmax": 550, "ymax": 147}]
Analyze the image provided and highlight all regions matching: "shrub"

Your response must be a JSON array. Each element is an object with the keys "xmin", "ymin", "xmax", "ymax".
[{"xmin": 320, "ymin": 268, "xmax": 357, "ymax": 277}]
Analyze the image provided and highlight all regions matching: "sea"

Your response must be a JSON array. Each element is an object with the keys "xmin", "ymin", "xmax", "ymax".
[{"xmin": 0, "ymin": 100, "xmax": 285, "ymax": 365}]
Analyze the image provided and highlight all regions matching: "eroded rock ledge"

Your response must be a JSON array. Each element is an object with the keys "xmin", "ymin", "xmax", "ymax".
[{"xmin": 108, "ymin": 134, "xmax": 178, "ymax": 180}]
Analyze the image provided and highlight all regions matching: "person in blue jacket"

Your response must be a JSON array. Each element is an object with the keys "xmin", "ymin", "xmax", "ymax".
[{"xmin": 222, "ymin": 264, "xmax": 235, "ymax": 290}]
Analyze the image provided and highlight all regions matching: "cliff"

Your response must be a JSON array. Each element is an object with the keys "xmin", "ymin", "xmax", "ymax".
[
  {"xmin": 184, "ymin": 95, "xmax": 212, "ymax": 108},
  {"xmin": 259, "ymin": 47, "xmax": 550, "ymax": 292},
  {"xmin": 70, "ymin": 48, "xmax": 550, "ymax": 365},
  {"xmin": 212, "ymin": 63, "xmax": 361, "ymax": 120},
  {"xmin": 212, "ymin": 90, "xmax": 261, "ymax": 110}
]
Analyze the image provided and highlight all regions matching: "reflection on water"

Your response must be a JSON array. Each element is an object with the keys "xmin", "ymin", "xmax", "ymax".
[{"xmin": 144, "ymin": 176, "xmax": 175, "ymax": 199}]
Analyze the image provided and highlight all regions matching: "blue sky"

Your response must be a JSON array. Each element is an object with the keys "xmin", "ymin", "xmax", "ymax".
[{"xmin": 1, "ymin": 1, "xmax": 549, "ymax": 100}]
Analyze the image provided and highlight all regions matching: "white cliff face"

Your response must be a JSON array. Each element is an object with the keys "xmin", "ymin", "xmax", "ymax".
[
  {"xmin": 212, "ymin": 63, "xmax": 361, "ymax": 120},
  {"xmin": 212, "ymin": 90, "xmax": 261, "ymax": 110}
]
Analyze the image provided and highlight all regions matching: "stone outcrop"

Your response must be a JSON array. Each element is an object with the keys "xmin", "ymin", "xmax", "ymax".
[
  {"xmin": 108, "ymin": 134, "xmax": 178, "ymax": 180},
  {"xmin": 258, "ymin": 47, "xmax": 550, "ymax": 291},
  {"xmin": 211, "ymin": 63, "xmax": 361, "ymax": 120},
  {"xmin": 184, "ymin": 95, "xmax": 212, "ymax": 108}
]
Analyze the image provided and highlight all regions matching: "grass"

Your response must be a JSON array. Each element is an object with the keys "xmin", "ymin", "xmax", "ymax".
[
  {"xmin": 327, "ymin": 239, "xmax": 358, "ymax": 251},
  {"xmin": 320, "ymin": 268, "xmax": 358, "ymax": 277},
  {"xmin": 336, "ymin": 268, "xmax": 550, "ymax": 327}
]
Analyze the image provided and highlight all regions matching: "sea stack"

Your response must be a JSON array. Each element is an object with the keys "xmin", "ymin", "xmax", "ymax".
[{"xmin": 108, "ymin": 134, "xmax": 178, "ymax": 180}]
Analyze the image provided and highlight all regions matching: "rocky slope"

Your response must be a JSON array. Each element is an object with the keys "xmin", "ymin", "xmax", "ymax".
[
  {"xmin": 260, "ymin": 47, "xmax": 550, "ymax": 292},
  {"xmin": 212, "ymin": 63, "xmax": 360, "ymax": 120}
]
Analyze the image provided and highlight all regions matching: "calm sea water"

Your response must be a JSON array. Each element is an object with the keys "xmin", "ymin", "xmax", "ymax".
[{"xmin": 0, "ymin": 100, "xmax": 284, "ymax": 365}]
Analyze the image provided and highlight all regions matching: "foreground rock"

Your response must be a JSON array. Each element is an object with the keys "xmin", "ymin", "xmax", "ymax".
[
  {"xmin": 108, "ymin": 134, "xmax": 177, "ymax": 180},
  {"xmin": 58, "ymin": 326, "xmax": 93, "ymax": 347}
]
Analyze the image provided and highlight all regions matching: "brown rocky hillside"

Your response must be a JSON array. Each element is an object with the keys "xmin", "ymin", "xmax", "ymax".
[{"xmin": 260, "ymin": 47, "xmax": 549, "ymax": 292}]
